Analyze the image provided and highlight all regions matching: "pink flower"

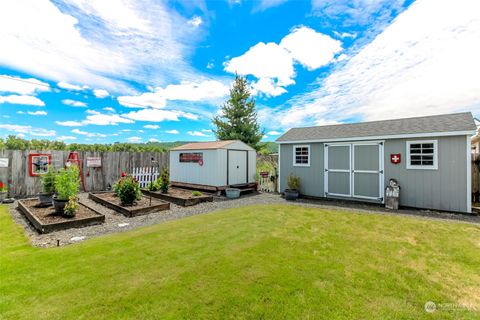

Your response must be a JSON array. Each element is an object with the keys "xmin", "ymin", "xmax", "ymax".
[{"xmin": 121, "ymin": 172, "xmax": 127, "ymax": 177}]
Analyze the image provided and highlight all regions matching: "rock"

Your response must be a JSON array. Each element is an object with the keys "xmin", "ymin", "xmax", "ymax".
[{"xmin": 70, "ymin": 236, "xmax": 86, "ymax": 242}]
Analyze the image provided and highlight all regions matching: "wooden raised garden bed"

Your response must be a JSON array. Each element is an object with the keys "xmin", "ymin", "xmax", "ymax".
[
  {"xmin": 88, "ymin": 191, "xmax": 170, "ymax": 217},
  {"xmin": 141, "ymin": 187, "xmax": 213, "ymax": 207},
  {"xmin": 18, "ymin": 198, "xmax": 105, "ymax": 234}
]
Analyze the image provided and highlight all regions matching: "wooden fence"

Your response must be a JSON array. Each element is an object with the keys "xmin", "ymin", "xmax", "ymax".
[
  {"xmin": 472, "ymin": 153, "xmax": 480, "ymax": 203},
  {"xmin": 0, "ymin": 150, "xmax": 169, "ymax": 197}
]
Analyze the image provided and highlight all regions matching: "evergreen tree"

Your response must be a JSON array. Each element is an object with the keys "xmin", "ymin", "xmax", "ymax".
[{"xmin": 213, "ymin": 75, "xmax": 264, "ymax": 150}]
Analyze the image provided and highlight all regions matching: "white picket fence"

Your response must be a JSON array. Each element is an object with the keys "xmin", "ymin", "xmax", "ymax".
[{"xmin": 132, "ymin": 167, "xmax": 159, "ymax": 188}]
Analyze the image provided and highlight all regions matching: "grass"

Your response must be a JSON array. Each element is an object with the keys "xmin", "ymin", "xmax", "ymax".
[{"xmin": 1, "ymin": 204, "xmax": 480, "ymax": 319}]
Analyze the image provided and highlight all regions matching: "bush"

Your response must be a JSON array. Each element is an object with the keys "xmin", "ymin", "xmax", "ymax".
[
  {"xmin": 191, "ymin": 191, "xmax": 202, "ymax": 197},
  {"xmin": 147, "ymin": 178, "xmax": 161, "ymax": 192},
  {"xmin": 41, "ymin": 166, "xmax": 57, "ymax": 194},
  {"xmin": 63, "ymin": 196, "xmax": 78, "ymax": 217},
  {"xmin": 114, "ymin": 175, "xmax": 141, "ymax": 206},
  {"xmin": 159, "ymin": 167, "xmax": 169, "ymax": 193},
  {"xmin": 0, "ymin": 181, "xmax": 7, "ymax": 192},
  {"xmin": 287, "ymin": 174, "xmax": 300, "ymax": 190},
  {"xmin": 54, "ymin": 166, "xmax": 80, "ymax": 200}
]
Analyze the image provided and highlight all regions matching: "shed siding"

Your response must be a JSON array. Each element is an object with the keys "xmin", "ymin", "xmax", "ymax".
[
  {"xmin": 170, "ymin": 149, "xmax": 226, "ymax": 187},
  {"xmin": 248, "ymin": 150, "xmax": 256, "ymax": 183},
  {"xmin": 279, "ymin": 143, "xmax": 324, "ymax": 197},
  {"xmin": 279, "ymin": 135, "xmax": 469, "ymax": 212}
]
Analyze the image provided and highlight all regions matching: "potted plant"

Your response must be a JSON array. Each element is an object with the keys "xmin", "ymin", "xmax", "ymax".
[
  {"xmin": 39, "ymin": 167, "xmax": 56, "ymax": 206},
  {"xmin": 53, "ymin": 166, "xmax": 80, "ymax": 214},
  {"xmin": 114, "ymin": 174, "xmax": 141, "ymax": 206},
  {"xmin": 0, "ymin": 181, "xmax": 8, "ymax": 202},
  {"xmin": 284, "ymin": 174, "xmax": 300, "ymax": 201}
]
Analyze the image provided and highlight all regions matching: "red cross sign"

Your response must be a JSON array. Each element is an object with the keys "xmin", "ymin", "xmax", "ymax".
[{"xmin": 390, "ymin": 154, "xmax": 401, "ymax": 164}]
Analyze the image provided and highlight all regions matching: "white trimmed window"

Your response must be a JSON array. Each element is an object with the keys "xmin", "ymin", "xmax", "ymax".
[
  {"xmin": 406, "ymin": 140, "xmax": 438, "ymax": 170},
  {"xmin": 293, "ymin": 145, "xmax": 310, "ymax": 166}
]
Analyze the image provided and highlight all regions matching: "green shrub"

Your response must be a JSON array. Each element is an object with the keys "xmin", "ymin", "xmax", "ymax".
[
  {"xmin": 287, "ymin": 174, "xmax": 300, "ymax": 190},
  {"xmin": 63, "ymin": 196, "xmax": 78, "ymax": 217},
  {"xmin": 191, "ymin": 191, "xmax": 202, "ymax": 197},
  {"xmin": 115, "ymin": 175, "xmax": 141, "ymax": 206},
  {"xmin": 159, "ymin": 167, "xmax": 169, "ymax": 193},
  {"xmin": 41, "ymin": 166, "xmax": 57, "ymax": 194},
  {"xmin": 54, "ymin": 166, "xmax": 80, "ymax": 200},
  {"xmin": 147, "ymin": 178, "xmax": 161, "ymax": 192}
]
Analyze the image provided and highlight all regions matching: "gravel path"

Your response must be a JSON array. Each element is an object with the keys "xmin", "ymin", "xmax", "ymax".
[{"xmin": 7, "ymin": 192, "xmax": 480, "ymax": 248}]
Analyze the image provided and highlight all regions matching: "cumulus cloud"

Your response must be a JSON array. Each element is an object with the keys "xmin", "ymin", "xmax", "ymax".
[
  {"xmin": 187, "ymin": 130, "xmax": 208, "ymax": 137},
  {"xmin": 57, "ymin": 109, "xmax": 134, "ymax": 126},
  {"xmin": 58, "ymin": 81, "xmax": 89, "ymax": 91},
  {"xmin": 123, "ymin": 108, "xmax": 197, "ymax": 122},
  {"xmin": 187, "ymin": 16, "xmax": 202, "ymax": 27},
  {"xmin": 144, "ymin": 124, "xmax": 160, "ymax": 129},
  {"xmin": 271, "ymin": 0, "xmax": 480, "ymax": 127},
  {"xmin": 0, "ymin": 95, "xmax": 45, "ymax": 106},
  {"xmin": 224, "ymin": 26, "xmax": 342, "ymax": 96},
  {"xmin": 71, "ymin": 128, "xmax": 107, "ymax": 138},
  {"xmin": 118, "ymin": 80, "xmax": 229, "ymax": 109},
  {"xmin": 127, "ymin": 136, "xmax": 142, "ymax": 142},
  {"xmin": 27, "ymin": 110, "xmax": 47, "ymax": 116},
  {"xmin": 62, "ymin": 99, "xmax": 87, "ymax": 107},
  {"xmin": 57, "ymin": 135, "xmax": 76, "ymax": 140},
  {"xmin": 93, "ymin": 89, "xmax": 109, "ymax": 98},
  {"xmin": 0, "ymin": 124, "xmax": 55, "ymax": 136},
  {"xmin": 165, "ymin": 129, "xmax": 179, "ymax": 134},
  {"xmin": 0, "ymin": 75, "xmax": 50, "ymax": 94}
]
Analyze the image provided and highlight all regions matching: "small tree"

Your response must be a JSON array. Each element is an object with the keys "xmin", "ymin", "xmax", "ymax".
[{"xmin": 213, "ymin": 75, "xmax": 264, "ymax": 150}]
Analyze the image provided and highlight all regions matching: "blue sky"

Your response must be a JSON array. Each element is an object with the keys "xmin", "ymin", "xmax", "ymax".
[{"xmin": 0, "ymin": 0, "xmax": 479, "ymax": 144}]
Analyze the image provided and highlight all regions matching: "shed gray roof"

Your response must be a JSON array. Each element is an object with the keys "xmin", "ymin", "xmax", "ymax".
[{"xmin": 276, "ymin": 112, "xmax": 476, "ymax": 142}]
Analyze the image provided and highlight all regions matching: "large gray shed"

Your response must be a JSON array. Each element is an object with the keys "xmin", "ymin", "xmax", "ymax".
[
  {"xmin": 276, "ymin": 112, "xmax": 477, "ymax": 213},
  {"xmin": 170, "ymin": 140, "xmax": 256, "ymax": 191}
]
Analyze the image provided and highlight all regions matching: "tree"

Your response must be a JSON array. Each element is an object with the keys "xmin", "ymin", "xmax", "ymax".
[{"xmin": 213, "ymin": 75, "xmax": 264, "ymax": 150}]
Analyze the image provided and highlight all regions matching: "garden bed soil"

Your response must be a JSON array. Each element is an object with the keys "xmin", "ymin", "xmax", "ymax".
[
  {"xmin": 88, "ymin": 191, "xmax": 170, "ymax": 217},
  {"xmin": 142, "ymin": 187, "xmax": 213, "ymax": 207},
  {"xmin": 18, "ymin": 198, "xmax": 105, "ymax": 234}
]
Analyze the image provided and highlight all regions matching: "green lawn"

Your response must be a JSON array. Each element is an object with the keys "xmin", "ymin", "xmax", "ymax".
[{"xmin": 1, "ymin": 204, "xmax": 479, "ymax": 319}]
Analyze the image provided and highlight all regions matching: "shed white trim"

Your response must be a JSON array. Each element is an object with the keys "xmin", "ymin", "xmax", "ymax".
[
  {"xmin": 292, "ymin": 145, "xmax": 310, "ymax": 167},
  {"xmin": 276, "ymin": 130, "xmax": 476, "ymax": 144},
  {"xmin": 467, "ymin": 135, "xmax": 472, "ymax": 213},
  {"xmin": 406, "ymin": 140, "xmax": 438, "ymax": 170}
]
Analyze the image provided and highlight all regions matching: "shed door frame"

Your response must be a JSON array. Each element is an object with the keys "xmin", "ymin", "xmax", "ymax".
[
  {"xmin": 324, "ymin": 141, "xmax": 384, "ymax": 202},
  {"xmin": 226, "ymin": 149, "xmax": 249, "ymax": 185}
]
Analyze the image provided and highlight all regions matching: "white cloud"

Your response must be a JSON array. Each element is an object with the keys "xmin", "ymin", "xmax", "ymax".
[
  {"xmin": 267, "ymin": 130, "xmax": 281, "ymax": 135},
  {"xmin": 0, "ymin": 95, "xmax": 45, "ymax": 106},
  {"xmin": 57, "ymin": 135, "xmax": 76, "ymax": 140},
  {"xmin": 272, "ymin": 0, "xmax": 480, "ymax": 126},
  {"xmin": 83, "ymin": 110, "xmax": 134, "ymax": 125},
  {"xmin": 148, "ymin": 138, "xmax": 159, "ymax": 142},
  {"xmin": 0, "ymin": 75, "xmax": 50, "ymax": 94},
  {"xmin": 253, "ymin": 0, "xmax": 288, "ymax": 12},
  {"xmin": 280, "ymin": 26, "xmax": 342, "ymax": 70},
  {"xmin": 123, "ymin": 108, "xmax": 196, "ymax": 122},
  {"xmin": 62, "ymin": 99, "xmax": 87, "ymax": 107},
  {"xmin": 187, "ymin": 16, "xmax": 202, "ymax": 27},
  {"xmin": 224, "ymin": 26, "xmax": 342, "ymax": 95},
  {"xmin": 206, "ymin": 61, "xmax": 214, "ymax": 69},
  {"xmin": 333, "ymin": 31, "xmax": 357, "ymax": 39},
  {"xmin": 27, "ymin": 110, "xmax": 47, "ymax": 116},
  {"xmin": 0, "ymin": 124, "xmax": 55, "ymax": 137},
  {"xmin": 127, "ymin": 136, "xmax": 142, "ymax": 142},
  {"xmin": 144, "ymin": 124, "xmax": 160, "ymax": 129},
  {"xmin": 71, "ymin": 128, "xmax": 107, "ymax": 138},
  {"xmin": 201, "ymin": 129, "xmax": 213, "ymax": 133},
  {"xmin": 58, "ymin": 81, "xmax": 89, "ymax": 91},
  {"xmin": 312, "ymin": 0, "xmax": 407, "ymax": 26},
  {"xmin": 165, "ymin": 129, "xmax": 179, "ymax": 134},
  {"xmin": 187, "ymin": 131, "xmax": 208, "ymax": 137},
  {"xmin": 56, "ymin": 120, "xmax": 84, "ymax": 127},
  {"xmin": 93, "ymin": 89, "xmax": 109, "ymax": 98},
  {"xmin": 251, "ymin": 78, "xmax": 287, "ymax": 97},
  {"xmin": 118, "ymin": 80, "xmax": 229, "ymax": 109},
  {"xmin": 103, "ymin": 107, "xmax": 115, "ymax": 112},
  {"xmin": 224, "ymin": 42, "xmax": 294, "ymax": 86}
]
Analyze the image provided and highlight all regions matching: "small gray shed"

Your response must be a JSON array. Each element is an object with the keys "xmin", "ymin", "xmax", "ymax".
[
  {"xmin": 276, "ymin": 112, "xmax": 477, "ymax": 213},
  {"xmin": 170, "ymin": 140, "xmax": 256, "ymax": 190}
]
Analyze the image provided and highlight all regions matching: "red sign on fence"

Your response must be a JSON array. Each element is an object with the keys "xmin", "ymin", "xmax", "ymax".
[{"xmin": 390, "ymin": 154, "xmax": 401, "ymax": 164}]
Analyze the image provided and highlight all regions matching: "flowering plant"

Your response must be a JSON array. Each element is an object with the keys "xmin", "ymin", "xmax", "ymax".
[
  {"xmin": 0, "ymin": 182, "xmax": 7, "ymax": 192},
  {"xmin": 114, "ymin": 174, "xmax": 141, "ymax": 205}
]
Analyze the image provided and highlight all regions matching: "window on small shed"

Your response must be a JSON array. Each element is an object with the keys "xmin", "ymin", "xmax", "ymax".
[
  {"xmin": 406, "ymin": 140, "xmax": 438, "ymax": 170},
  {"xmin": 179, "ymin": 152, "xmax": 203, "ymax": 163},
  {"xmin": 293, "ymin": 145, "xmax": 310, "ymax": 166}
]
